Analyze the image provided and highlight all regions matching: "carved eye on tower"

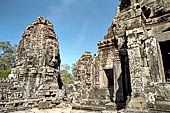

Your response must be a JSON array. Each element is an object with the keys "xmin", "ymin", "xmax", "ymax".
[
  {"xmin": 55, "ymin": 56, "xmax": 59, "ymax": 59},
  {"xmin": 141, "ymin": 6, "xmax": 151, "ymax": 18}
]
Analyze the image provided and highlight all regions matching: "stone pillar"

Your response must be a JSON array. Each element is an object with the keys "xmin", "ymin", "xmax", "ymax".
[
  {"xmin": 156, "ymin": 42, "xmax": 166, "ymax": 83},
  {"xmin": 113, "ymin": 49, "xmax": 124, "ymax": 103},
  {"xmin": 126, "ymin": 34, "xmax": 147, "ymax": 110},
  {"xmin": 113, "ymin": 61, "xmax": 122, "ymax": 101}
]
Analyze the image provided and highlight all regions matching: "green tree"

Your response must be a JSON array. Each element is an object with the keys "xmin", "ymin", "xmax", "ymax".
[
  {"xmin": 61, "ymin": 64, "xmax": 74, "ymax": 84},
  {"xmin": 0, "ymin": 68, "xmax": 11, "ymax": 78},
  {"xmin": 61, "ymin": 64, "xmax": 70, "ymax": 71},
  {"xmin": 71, "ymin": 63, "xmax": 77, "ymax": 77},
  {"xmin": 0, "ymin": 41, "xmax": 17, "ymax": 78}
]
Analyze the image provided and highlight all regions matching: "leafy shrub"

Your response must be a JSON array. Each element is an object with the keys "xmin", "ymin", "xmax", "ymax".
[
  {"xmin": 61, "ymin": 70, "xmax": 74, "ymax": 84},
  {"xmin": 0, "ymin": 68, "xmax": 11, "ymax": 78}
]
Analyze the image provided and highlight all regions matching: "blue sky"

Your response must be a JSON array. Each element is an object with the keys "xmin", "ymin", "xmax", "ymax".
[{"xmin": 0, "ymin": 0, "xmax": 120, "ymax": 66}]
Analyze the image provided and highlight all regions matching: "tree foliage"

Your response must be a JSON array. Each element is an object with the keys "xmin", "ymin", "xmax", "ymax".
[
  {"xmin": 61, "ymin": 64, "xmax": 74, "ymax": 84},
  {"xmin": 0, "ymin": 68, "xmax": 11, "ymax": 78},
  {"xmin": 61, "ymin": 64, "xmax": 70, "ymax": 71},
  {"xmin": 71, "ymin": 63, "xmax": 77, "ymax": 77},
  {"xmin": 0, "ymin": 41, "xmax": 17, "ymax": 78}
]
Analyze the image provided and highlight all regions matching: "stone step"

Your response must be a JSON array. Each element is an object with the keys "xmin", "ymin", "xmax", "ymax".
[
  {"xmin": 81, "ymin": 98, "xmax": 113, "ymax": 107},
  {"xmin": 105, "ymin": 102, "xmax": 117, "ymax": 111},
  {"xmin": 72, "ymin": 104, "xmax": 106, "ymax": 111},
  {"xmin": 92, "ymin": 88, "xmax": 111, "ymax": 94},
  {"xmin": 88, "ymin": 95, "xmax": 112, "ymax": 102}
]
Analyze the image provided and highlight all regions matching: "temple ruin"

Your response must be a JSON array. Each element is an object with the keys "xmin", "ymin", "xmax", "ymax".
[
  {"xmin": 0, "ymin": 17, "xmax": 64, "ymax": 112},
  {"xmin": 73, "ymin": 0, "xmax": 170, "ymax": 112},
  {"xmin": 0, "ymin": 0, "xmax": 170, "ymax": 113}
]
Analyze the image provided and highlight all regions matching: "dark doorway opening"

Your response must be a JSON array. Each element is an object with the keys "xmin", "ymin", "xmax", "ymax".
[
  {"xmin": 116, "ymin": 35, "xmax": 132, "ymax": 110},
  {"xmin": 120, "ymin": 55, "xmax": 132, "ymax": 101},
  {"xmin": 105, "ymin": 69, "xmax": 114, "ymax": 87},
  {"xmin": 159, "ymin": 40, "xmax": 170, "ymax": 82},
  {"xmin": 104, "ymin": 69, "xmax": 114, "ymax": 102}
]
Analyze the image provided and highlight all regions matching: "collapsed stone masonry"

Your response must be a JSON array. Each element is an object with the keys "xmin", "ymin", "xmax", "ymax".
[
  {"xmin": 0, "ymin": 17, "xmax": 64, "ymax": 112},
  {"xmin": 73, "ymin": 0, "xmax": 170, "ymax": 112}
]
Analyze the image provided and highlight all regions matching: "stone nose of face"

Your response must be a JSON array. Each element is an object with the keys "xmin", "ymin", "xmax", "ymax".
[{"xmin": 52, "ymin": 57, "xmax": 56, "ymax": 62}]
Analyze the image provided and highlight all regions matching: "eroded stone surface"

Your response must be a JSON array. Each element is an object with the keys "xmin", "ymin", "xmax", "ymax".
[
  {"xmin": 1, "ymin": 0, "xmax": 170, "ymax": 113},
  {"xmin": 0, "ymin": 17, "xmax": 64, "ymax": 112},
  {"xmin": 73, "ymin": 0, "xmax": 170, "ymax": 112}
]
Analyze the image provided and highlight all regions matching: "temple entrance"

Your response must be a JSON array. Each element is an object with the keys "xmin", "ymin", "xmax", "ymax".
[
  {"xmin": 104, "ymin": 69, "xmax": 114, "ymax": 87},
  {"xmin": 121, "ymin": 55, "xmax": 131, "ymax": 100},
  {"xmin": 104, "ymin": 69, "xmax": 114, "ymax": 102},
  {"xmin": 116, "ymin": 40, "xmax": 132, "ymax": 109},
  {"xmin": 159, "ymin": 40, "xmax": 170, "ymax": 82}
]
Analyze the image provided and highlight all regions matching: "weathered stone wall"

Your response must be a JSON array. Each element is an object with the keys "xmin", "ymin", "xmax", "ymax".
[
  {"xmin": 73, "ymin": 52, "xmax": 93, "ymax": 104},
  {"xmin": 0, "ymin": 17, "xmax": 64, "ymax": 112},
  {"xmin": 74, "ymin": 0, "xmax": 170, "ymax": 112},
  {"xmin": 1, "ymin": 0, "xmax": 170, "ymax": 112}
]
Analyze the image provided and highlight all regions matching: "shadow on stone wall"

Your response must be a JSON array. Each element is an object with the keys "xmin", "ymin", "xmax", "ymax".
[{"xmin": 115, "ymin": 38, "xmax": 132, "ymax": 110}]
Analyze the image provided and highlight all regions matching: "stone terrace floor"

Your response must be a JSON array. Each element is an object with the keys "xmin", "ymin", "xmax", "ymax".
[{"xmin": 10, "ymin": 108, "xmax": 122, "ymax": 113}]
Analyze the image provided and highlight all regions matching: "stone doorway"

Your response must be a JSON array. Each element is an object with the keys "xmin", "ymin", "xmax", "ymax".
[
  {"xmin": 104, "ymin": 69, "xmax": 114, "ymax": 87},
  {"xmin": 159, "ymin": 40, "xmax": 170, "ymax": 82},
  {"xmin": 104, "ymin": 69, "xmax": 114, "ymax": 102}
]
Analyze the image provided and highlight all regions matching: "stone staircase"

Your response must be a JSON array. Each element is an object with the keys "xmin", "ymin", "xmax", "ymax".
[{"xmin": 73, "ymin": 87, "xmax": 116, "ymax": 111}]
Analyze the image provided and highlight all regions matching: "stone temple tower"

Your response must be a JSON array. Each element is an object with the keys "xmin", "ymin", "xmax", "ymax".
[
  {"xmin": 73, "ymin": 0, "xmax": 170, "ymax": 112},
  {"xmin": 7, "ymin": 17, "xmax": 64, "ymax": 109}
]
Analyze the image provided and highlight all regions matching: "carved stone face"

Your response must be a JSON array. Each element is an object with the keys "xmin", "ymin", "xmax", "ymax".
[
  {"xmin": 15, "ymin": 17, "xmax": 60, "ymax": 71},
  {"xmin": 44, "ymin": 39, "xmax": 60, "ymax": 69}
]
